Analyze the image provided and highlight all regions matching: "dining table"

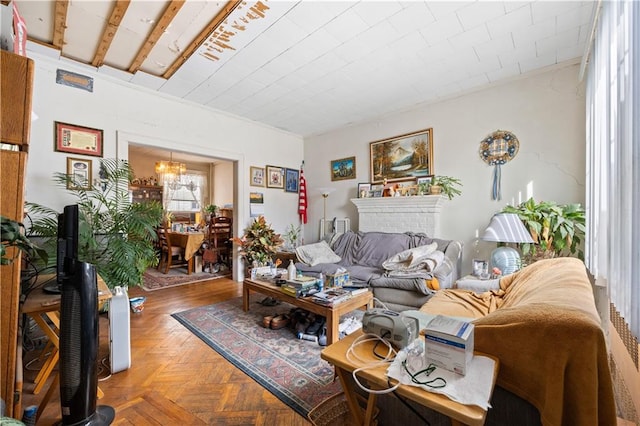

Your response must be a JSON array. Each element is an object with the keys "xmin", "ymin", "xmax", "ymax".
[{"xmin": 166, "ymin": 231, "xmax": 205, "ymax": 274}]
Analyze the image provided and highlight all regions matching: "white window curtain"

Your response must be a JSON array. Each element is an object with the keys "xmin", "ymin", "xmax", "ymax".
[
  {"xmin": 585, "ymin": 0, "xmax": 639, "ymax": 339},
  {"xmin": 162, "ymin": 172, "xmax": 205, "ymax": 213}
]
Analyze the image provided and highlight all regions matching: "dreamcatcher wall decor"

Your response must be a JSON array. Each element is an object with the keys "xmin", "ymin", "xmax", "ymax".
[{"xmin": 479, "ymin": 130, "xmax": 520, "ymax": 201}]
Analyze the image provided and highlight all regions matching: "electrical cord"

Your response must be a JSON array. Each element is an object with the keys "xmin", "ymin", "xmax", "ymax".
[
  {"xmin": 346, "ymin": 332, "xmax": 401, "ymax": 395},
  {"xmin": 387, "ymin": 378, "xmax": 432, "ymax": 426}
]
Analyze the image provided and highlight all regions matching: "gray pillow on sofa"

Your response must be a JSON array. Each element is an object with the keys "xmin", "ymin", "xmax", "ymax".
[{"xmin": 296, "ymin": 241, "xmax": 341, "ymax": 266}]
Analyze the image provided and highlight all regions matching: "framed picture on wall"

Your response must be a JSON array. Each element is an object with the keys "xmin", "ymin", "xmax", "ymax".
[
  {"xmin": 331, "ymin": 156, "xmax": 356, "ymax": 181},
  {"xmin": 369, "ymin": 127, "xmax": 433, "ymax": 183},
  {"xmin": 266, "ymin": 165, "xmax": 284, "ymax": 188},
  {"xmin": 55, "ymin": 121, "xmax": 104, "ymax": 157},
  {"xmin": 66, "ymin": 157, "xmax": 92, "ymax": 190},
  {"xmin": 284, "ymin": 168, "xmax": 299, "ymax": 193},
  {"xmin": 250, "ymin": 166, "xmax": 265, "ymax": 187}
]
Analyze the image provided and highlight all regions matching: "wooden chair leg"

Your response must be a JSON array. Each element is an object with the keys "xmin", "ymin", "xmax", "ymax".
[{"xmin": 164, "ymin": 254, "xmax": 171, "ymax": 274}]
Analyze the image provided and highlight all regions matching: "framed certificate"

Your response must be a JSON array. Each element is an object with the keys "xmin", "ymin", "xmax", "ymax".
[{"xmin": 55, "ymin": 121, "xmax": 103, "ymax": 157}]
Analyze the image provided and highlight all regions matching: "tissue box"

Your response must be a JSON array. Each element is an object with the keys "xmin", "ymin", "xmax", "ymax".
[
  {"xmin": 325, "ymin": 271, "xmax": 349, "ymax": 288},
  {"xmin": 424, "ymin": 315, "xmax": 474, "ymax": 375}
]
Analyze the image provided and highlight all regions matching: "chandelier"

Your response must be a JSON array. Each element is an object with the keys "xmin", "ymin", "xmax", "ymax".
[{"xmin": 154, "ymin": 159, "xmax": 186, "ymax": 177}]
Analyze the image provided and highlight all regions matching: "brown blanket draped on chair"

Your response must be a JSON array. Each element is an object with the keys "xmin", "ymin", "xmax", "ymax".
[{"xmin": 420, "ymin": 258, "xmax": 616, "ymax": 426}]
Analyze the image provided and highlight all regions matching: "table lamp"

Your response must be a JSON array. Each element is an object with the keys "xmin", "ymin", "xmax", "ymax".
[{"xmin": 482, "ymin": 213, "xmax": 534, "ymax": 275}]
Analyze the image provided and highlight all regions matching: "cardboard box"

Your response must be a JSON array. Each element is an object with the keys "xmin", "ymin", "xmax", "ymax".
[
  {"xmin": 325, "ymin": 271, "xmax": 349, "ymax": 288},
  {"xmin": 424, "ymin": 315, "xmax": 474, "ymax": 375}
]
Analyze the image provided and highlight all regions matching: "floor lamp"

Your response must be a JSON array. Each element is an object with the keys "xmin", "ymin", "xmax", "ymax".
[{"xmin": 317, "ymin": 187, "xmax": 335, "ymax": 239}]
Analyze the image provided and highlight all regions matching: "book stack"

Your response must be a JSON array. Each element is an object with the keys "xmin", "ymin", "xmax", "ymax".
[
  {"xmin": 281, "ymin": 276, "xmax": 320, "ymax": 298},
  {"xmin": 311, "ymin": 288, "xmax": 352, "ymax": 307}
]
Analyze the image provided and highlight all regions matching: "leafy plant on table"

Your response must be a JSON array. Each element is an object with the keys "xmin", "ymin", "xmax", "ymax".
[
  {"xmin": 1, "ymin": 216, "xmax": 47, "ymax": 265},
  {"xmin": 232, "ymin": 215, "xmax": 283, "ymax": 266},
  {"xmin": 26, "ymin": 158, "xmax": 163, "ymax": 289},
  {"xmin": 502, "ymin": 197, "xmax": 586, "ymax": 263}
]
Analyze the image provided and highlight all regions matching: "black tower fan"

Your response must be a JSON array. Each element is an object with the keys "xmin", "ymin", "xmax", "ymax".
[{"xmin": 58, "ymin": 205, "xmax": 115, "ymax": 425}]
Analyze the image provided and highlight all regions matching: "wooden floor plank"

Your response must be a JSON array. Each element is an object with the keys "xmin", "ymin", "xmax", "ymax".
[{"xmin": 20, "ymin": 278, "xmax": 310, "ymax": 425}]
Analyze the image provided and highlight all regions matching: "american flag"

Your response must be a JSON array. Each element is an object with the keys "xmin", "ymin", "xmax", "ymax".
[{"xmin": 298, "ymin": 168, "xmax": 307, "ymax": 224}]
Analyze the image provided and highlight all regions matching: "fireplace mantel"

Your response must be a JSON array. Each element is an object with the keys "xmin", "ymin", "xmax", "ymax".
[{"xmin": 351, "ymin": 196, "xmax": 446, "ymax": 237}]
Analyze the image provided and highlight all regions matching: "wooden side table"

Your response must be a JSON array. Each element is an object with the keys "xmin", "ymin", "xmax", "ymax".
[
  {"xmin": 273, "ymin": 250, "xmax": 297, "ymax": 267},
  {"xmin": 321, "ymin": 330, "xmax": 499, "ymax": 426}
]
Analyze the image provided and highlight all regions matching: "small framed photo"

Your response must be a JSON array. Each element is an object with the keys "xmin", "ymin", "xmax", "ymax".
[
  {"xmin": 55, "ymin": 121, "xmax": 103, "ymax": 157},
  {"xmin": 358, "ymin": 182, "xmax": 371, "ymax": 198},
  {"xmin": 371, "ymin": 189, "xmax": 383, "ymax": 198},
  {"xmin": 472, "ymin": 259, "xmax": 489, "ymax": 279},
  {"xmin": 331, "ymin": 156, "xmax": 356, "ymax": 181},
  {"xmin": 285, "ymin": 168, "xmax": 299, "ymax": 193},
  {"xmin": 250, "ymin": 166, "xmax": 265, "ymax": 187},
  {"xmin": 66, "ymin": 157, "xmax": 92, "ymax": 190},
  {"xmin": 416, "ymin": 176, "xmax": 433, "ymax": 186},
  {"xmin": 266, "ymin": 165, "xmax": 284, "ymax": 188}
]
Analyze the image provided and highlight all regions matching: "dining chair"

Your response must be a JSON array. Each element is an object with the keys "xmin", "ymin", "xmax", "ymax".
[
  {"xmin": 204, "ymin": 216, "xmax": 233, "ymax": 273},
  {"xmin": 157, "ymin": 225, "xmax": 189, "ymax": 274}
]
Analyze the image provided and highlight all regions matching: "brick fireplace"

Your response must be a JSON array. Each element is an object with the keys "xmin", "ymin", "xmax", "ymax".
[{"xmin": 351, "ymin": 196, "xmax": 445, "ymax": 237}]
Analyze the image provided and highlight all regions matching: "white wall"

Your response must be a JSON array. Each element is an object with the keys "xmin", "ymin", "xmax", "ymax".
[
  {"xmin": 25, "ymin": 52, "xmax": 304, "ymax": 243},
  {"xmin": 304, "ymin": 63, "xmax": 586, "ymax": 275}
]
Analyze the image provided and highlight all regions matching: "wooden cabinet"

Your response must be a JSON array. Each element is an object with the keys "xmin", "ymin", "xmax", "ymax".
[
  {"xmin": 1, "ymin": 50, "xmax": 34, "ymax": 146},
  {"xmin": 130, "ymin": 185, "xmax": 163, "ymax": 205},
  {"xmin": 0, "ymin": 50, "xmax": 33, "ymax": 418}
]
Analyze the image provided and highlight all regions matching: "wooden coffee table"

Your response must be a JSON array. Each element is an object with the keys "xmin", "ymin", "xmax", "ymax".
[{"xmin": 243, "ymin": 278, "xmax": 373, "ymax": 345}]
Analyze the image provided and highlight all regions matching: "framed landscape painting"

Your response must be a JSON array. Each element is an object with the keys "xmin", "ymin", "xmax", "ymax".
[
  {"xmin": 331, "ymin": 156, "xmax": 356, "ymax": 181},
  {"xmin": 369, "ymin": 128, "xmax": 433, "ymax": 183}
]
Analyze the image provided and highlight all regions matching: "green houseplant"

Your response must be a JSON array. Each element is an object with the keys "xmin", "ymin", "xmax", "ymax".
[
  {"xmin": 283, "ymin": 224, "xmax": 301, "ymax": 250},
  {"xmin": 26, "ymin": 158, "xmax": 163, "ymax": 289},
  {"xmin": 231, "ymin": 215, "xmax": 283, "ymax": 266},
  {"xmin": 1, "ymin": 216, "xmax": 47, "ymax": 266},
  {"xmin": 204, "ymin": 204, "xmax": 219, "ymax": 217},
  {"xmin": 429, "ymin": 175, "xmax": 462, "ymax": 200},
  {"xmin": 502, "ymin": 197, "xmax": 586, "ymax": 263}
]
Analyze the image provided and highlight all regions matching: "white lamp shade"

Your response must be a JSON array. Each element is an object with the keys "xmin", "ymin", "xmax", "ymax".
[{"xmin": 482, "ymin": 213, "xmax": 534, "ymax": 244}]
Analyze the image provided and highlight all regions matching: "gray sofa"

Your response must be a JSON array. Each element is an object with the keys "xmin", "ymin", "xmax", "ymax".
[{"xmin": 295, "ymin": 231, "xmax": 463, "ymax": 311}]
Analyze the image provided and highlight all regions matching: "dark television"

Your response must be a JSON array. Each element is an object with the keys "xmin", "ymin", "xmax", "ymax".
[{"xmin": 57, "ymin": 204, "xmax": 115, "ymax": 425}]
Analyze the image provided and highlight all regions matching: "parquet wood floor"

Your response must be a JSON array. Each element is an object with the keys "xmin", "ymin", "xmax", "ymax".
[{"xmin": 21, "ymin": 278, "xmax": 311, "ymax": 425}]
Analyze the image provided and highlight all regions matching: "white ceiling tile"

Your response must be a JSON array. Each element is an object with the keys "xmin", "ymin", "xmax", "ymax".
[
  {"xmin": 512, "ymin": 19, "xmax": 556, "ymax": 47},
  {"xmin": 351, "ymin": 1, "xmax": 404, "ymax": 27},
  {"xmin": 387, "ymin": 3, "xmax": 435, "ymax": 35},
  {"xmin": 448, "ymin": 25, "xmax": 491, "ymax": 50},
  {"xmin": 21, "ymin": 0, "xmax": 595, "ymax": 137},
  {"xmin": 323, "ymin": 9, "xmax": 369, "ymax": 42},
  {"xmin": 419, "ymin": 13, "xmax": 464, "ymax": 45},
  {"xmin": 536, "ymin": 28, "xmax": 580, "ymax": 58},
  {"xmin": 283, "ymin": 1, "xmax": 345, "ymax": 34},
  {"xmin": 425, "ymin": 1, "xmax": 473, "ymax": 20},
  {"xmin": 556, "ymin": 3, "xmax": 595, "ymax": 32},
  {"xmin": 456, "ymin": 1, "xmax": 505, "ymax": 31},
  {"xmin": 486, "ymin": 4, "xmax": 532, "ymax": 39},
  {"xmin": 474, "ymin": 34, "xmax": 515, "ymax": 62},
  {"xmin": 531, "ymin": 1, "xmax": 583, "ymax": 24}
]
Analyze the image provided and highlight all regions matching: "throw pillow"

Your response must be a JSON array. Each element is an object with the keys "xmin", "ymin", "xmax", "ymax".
[{"xmin": 296, "ymin": 240, "xmax": 341, "ymax": 266}]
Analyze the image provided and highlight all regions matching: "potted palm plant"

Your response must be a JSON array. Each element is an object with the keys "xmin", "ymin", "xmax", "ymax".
[
  {"xmin": 429, "ymin": 175, "xmax": 463, "ymax": 200},
  {"xmin": 502, "ymin": 197, "xmax": 586, "ymax": 264},
  {"xmin": 26, "ymin": 158, "xmax": 163, "ymax": 289}
]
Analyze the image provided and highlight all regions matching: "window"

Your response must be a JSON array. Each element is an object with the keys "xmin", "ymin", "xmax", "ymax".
[
  {"xmin": 585, "ymin": 0, "xmax": 639, "ymax": 341},
  {"xmin": 162, "ymin": 172, "xmax": 204, "ymax": 213}
]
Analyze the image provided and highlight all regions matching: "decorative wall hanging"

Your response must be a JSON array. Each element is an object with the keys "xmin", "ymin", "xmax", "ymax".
[{"xmin": 479, "ymin": 130, "xmax": 519, "ymax": 201}]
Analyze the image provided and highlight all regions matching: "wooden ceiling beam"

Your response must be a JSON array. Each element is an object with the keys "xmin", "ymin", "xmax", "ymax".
[
  {"xmin": 128, "ymin": 0, "xmax": 185, "ymax": 74},
  {"xmin": 163, "ymin": 0, "xmax": 241, "ymax": 79},
  {"xmin": 52, "ymin": 0, "xmax": 69, "ymax": 49},
  {"xmin": 92, "ymin": 0, "xmax": 130, "ymax": 68}
]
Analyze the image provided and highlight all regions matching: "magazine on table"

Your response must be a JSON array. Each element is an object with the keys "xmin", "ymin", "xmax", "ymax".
[{"xmin": 311, "ymin": 287, "xmax": 352, "ymax": 306}]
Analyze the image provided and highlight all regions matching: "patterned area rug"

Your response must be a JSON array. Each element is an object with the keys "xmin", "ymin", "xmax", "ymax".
[
  {"xmin": 141, "ymin": 267, "xmax": 230, "ymax": 291},
  {"xmin": 172, "ymin": 295, "xmax": 343, "ymax": 417}
]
